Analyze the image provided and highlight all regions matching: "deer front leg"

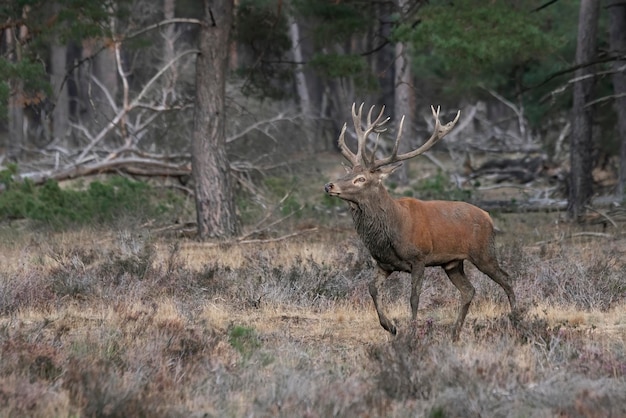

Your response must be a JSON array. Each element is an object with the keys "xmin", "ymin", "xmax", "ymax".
[
  {"xmin": 369, "ymin": 267, "xmax": 396, "ymax": 334},
  {"xmin": 410, "ymin": 261, "xmax": 425, "ymax": 319}
]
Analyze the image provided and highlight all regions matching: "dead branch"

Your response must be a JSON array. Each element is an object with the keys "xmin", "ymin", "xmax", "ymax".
[
  {"xmin": 237, "ymin": 228, "xmax": 318, "ymax": 245},
  {"xmin": 553, "ymin": 120, "xmax": 571, "ymax": 161},
  {"xmin": 535, "ymin": 231, "xmax": 614, "ymax": 246},
  {"xmin": 76, "ymin": 49, "xmax": 198, "ymax": 163},
  {"xmin": 240, "ymin": 205, "xmax": 304, "ymax": 241},
  {"xmin": 584, "ymin": 205, "xmax": 619, "ymax": 228},
  {"xmin": 19, "ymin": 157, "xmax": 191, "ymax": 185},
  {"xmin": 541, "ymin": 62, "xmax": 626, "ymax": 104},
  {"xmin": 475, "ymin": 199, "xmax": 568, "ymax": 213},
  {"xmin": 226, "ymin": 113, "xmax": 301, "ymax": 143},
  {"xmin": 125, "ymin": 18, "xmax": 205, "ymax": 41},
  {"xmin": 240, "ymin": 191, "xmax": 296, "ymax": 239},
  {"xmin": 194, "ymin": 227, "xmax": 319, "ymax": 246},
  {"xmin": 483, "ymin": 88, "xmax": 529, "ymax": 142}
]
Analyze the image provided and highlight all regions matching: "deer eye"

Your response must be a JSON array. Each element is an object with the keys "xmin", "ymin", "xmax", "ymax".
[{"xmin": 354, "ymin": 176, "xmax": 366, "ymax": 184}]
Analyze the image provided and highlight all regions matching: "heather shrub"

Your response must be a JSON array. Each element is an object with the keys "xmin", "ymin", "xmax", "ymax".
[
  {"xmin": 529, "ymin": 244, "xmax": 626, "ymax": 310},
  {"xmin": 1, "ymin": 208, "xmax": 625, "ymax": 417}
]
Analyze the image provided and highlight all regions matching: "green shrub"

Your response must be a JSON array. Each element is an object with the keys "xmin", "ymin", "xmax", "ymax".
[
  {"xmin": 262, "ymin": 176, "xmax": 303, "ymax": 217},
  {"xmin": 0, "ymin": 172, "xmax": 179, "ymax": 228},
  {"xmin": 414, "ymin": 170, "xmax": 472, "ymax": 201},
  {"xmin": 263, "ymin": 176, "xmax": 292, "ymax": 197},
  {"xmin": 228, "ymin": 325, "xmax": 261, "ymax": 360}
]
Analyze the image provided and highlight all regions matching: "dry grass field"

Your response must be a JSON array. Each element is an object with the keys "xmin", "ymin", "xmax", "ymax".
[
  {"xmin": 1, "ymin": 151, "xmax": 625, "ymax": 417},
  {"xmin": 1, "ymin": 209, "xmax": 625, "ymax": 418}
]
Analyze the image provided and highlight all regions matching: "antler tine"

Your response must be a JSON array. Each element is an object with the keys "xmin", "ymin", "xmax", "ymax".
[
  {"xmin": 387, "ymin": 114, "xmax": 406, "ymax": 161},
  {"xmin": 337, "ymin": 122, "xmax": 358, "ymax": 167},
  {"xmin": 350, "ymin": 102, "xmax": 388, "ymax": 167},
  {"xmin": 367, "ymin": 105, "xmax": 389, "ymax": 130},
  {"xmin": 361, "ymin": 105, "xmax": 391, "ymax": 166},
  {"xmin": 372, "ymin": 105, "xmax": 461, "ymax": 170},
  {"xmin": 336, "ymin": 103, "xmax": 366, "ymax": 167},
  {"xmin": 351, "ymin": 103, "xmax": 368, "ymax": 166},
  {"xmin": 352, "ymin": 102, "xmax": 364, "ymax": 133}
]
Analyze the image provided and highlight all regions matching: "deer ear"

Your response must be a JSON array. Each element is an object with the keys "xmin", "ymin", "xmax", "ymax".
[{"xmin": 376, "ymin": 162, "xmax": 403, "ymax": 179}]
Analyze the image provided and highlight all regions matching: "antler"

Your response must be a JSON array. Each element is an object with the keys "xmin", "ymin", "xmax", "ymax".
[
  {"xmin": 338, "ymin": 103, "xmax": 461, "ymax": 170},
  {"xmin": 371, "ymin": 105, "xmax": 461, "ymax": 170},
  {"xmin": 338, "ymin": 103, "xmax": 390, "ymax": 168}
]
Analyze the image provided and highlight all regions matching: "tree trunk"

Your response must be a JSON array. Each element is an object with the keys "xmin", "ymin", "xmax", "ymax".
[
  {"xmin": 376, "ymin": 1, "xmax": 395, "ymax": 107},
  {"xmin": 93, "ymin": 45, "xmax": 118, "ymax": 123},
  {"xmin": 192, "ymin": 0, "xmax": 240, "ymax": 239},
  {"xmin": 79, "ymin": 6, "xmax": 117, "ymax": 132},
  {"xmin": 51, "ymin": 41, "xmax": 70, "ymax": 145},
  {"xmin": 288, "ymin": 15, "xmax": 314, "ymax": 151},
  {"xmin": 568, "ymin": 0, "xmax": 600, "ymax": 220},
  {"xmin": 393, "ymin": 0, "xmax": 415, "ymax": 186},
  {"xmin": 163, "ymin": 0, "xmax": 177, "ymax": 102},
  {"xmin": 5, "ymin": 22, "xmax": 27, "ymax": 161},
  {"xmin": 608, "ymin": 0, "xmax": 626, "ymax": 199}
]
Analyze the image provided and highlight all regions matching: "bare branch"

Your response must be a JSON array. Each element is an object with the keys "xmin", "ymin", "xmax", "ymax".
[
  {"xmin": 90, "ymin": 75, "xmax": 119, "ymax": 113},
  {"xmin": 226, "ymin": 113, "xmax": 300, "ymax": 143},
  {"xmin": 133, "ymin": 102, "xmax": 193, "ymax": 112},
  {"xmin": 240, "ymin": 200, "xmax": 303, "ymax": 241},
  {"xmin": 237, "ymin": 228, "xmax": 318, "ymax": 245},
  {"xmin": 19, "ymin": 157, "xmax": 191, "ymax": 185},
  {"xmin": 585, "ymin": 91, "xmax": 626, "ymax": 108},
  {"xmin": 196, "ymin": 228, "xmax": 319, "ymax": 247},
  {"xmin": 130, "ymin": 49, "xmax": 199, "ymax": 109},
  {"xmin": 541, "ymin": 62, "xmax": 626, "ymax": 103},
  {"xmin": 483, "ymin": 87, "xmax": 528, "ymax": 141},
  {"xmin": 125, "ymin": 18, "xmax": 205, "ymax": 41},
  {"xmin": 535, "ymin": 231, "xmax": 613, "ymax": 246},
  {"xmin": 585, "ymin": 205, "xmax": 618, "ymax": 229},
  {"xmin": 75, "ymin": 49, "xmax": 198, "ymax": 163}
]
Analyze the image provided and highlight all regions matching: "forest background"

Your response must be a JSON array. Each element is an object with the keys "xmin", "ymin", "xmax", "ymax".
[{"xmin": 1, "ymin": 0, "xmax": 625, "ymax": 237}]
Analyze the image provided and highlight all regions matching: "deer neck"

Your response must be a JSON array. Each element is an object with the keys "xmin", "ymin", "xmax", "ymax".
[{"xmin": 349, "ymin": 186, "xmax": 405, "ymax": 264}]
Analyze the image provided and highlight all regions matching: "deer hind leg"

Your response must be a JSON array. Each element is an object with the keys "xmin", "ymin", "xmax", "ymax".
[
  {"xmin": 444, "ymin": 261, "xmax": 475, "ymax": 341},
  {"xmin": 369, "ymin": 267, "xmax": 396, "ymax": 335},
  {"xmin": 474, "ymin": 259, "xmax": 517, "ymax": 313}
]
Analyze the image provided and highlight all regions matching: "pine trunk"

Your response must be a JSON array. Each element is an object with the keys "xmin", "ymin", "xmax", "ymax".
[
  {"xmin": 192, "ymin": 0, "xmax": 240, "ymax": 239},
  {"xmin": 568, "ymin": 0, "xmax": 600, "ymax": 220},
  {"xmin": 393, "ymin": 40, "xmax": 414, "ymax": 186},
  {"xmin": 609, "ymin": 0, "xmax": 626, "ymax": 199},
  {"xmin": 51, "ymin": 42, "xmax": 69, "ymax": 145},
  {"xmin": 392, "ymin": 0, "xmax": 416, "ymax": 186}
]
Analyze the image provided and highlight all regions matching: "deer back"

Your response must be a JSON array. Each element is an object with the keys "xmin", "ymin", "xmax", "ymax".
[{"xmin": 394, "ymin": 198, "xmax": 497, "ymax": 267}]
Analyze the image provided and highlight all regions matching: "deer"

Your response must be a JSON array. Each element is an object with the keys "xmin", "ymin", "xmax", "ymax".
[{"xmin": 324, "ymin": 103, "xmax": 516, "ymax": 341}]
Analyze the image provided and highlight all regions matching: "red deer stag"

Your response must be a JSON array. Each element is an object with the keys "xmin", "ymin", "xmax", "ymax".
[{"xmin": 324, "ymin": 103, "xmax": 516, "ymax": 340}]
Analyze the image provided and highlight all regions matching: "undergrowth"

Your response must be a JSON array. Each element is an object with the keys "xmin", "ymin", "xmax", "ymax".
[
  {"xmin": 0, "ymin": 213, "xmax": 625, "ymax": 417},
  {"xmin": 0, "ymin": 167, "xmax": 181, "ymax": 228},
  {"xmin": 389, "ymin": 169, "xmax": 473, "ymax": 201}
]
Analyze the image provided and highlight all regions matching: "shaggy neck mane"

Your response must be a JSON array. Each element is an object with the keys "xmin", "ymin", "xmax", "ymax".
[{"xmin": 349, "ymin": 188, "xmax": 399, "ymax": 256}]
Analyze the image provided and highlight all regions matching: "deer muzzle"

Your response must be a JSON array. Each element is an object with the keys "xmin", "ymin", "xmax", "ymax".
[{"xmin": 324, "ymin": 183, "xmax": 334, "ymax": 194}]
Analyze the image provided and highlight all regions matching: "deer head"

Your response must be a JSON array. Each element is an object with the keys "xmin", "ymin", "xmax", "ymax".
[{"xmin": 324, "ymin": 103, "xmax": 461, "ymax": 204}]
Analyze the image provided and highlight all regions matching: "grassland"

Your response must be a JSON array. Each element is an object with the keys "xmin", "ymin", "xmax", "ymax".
[
  {"xmin": 1, "ymin": 153, "xmax": 625, "ymax": 417},
  {"xmin": 1, "ymin": 209, "xmax": 625, "ymax": 418}
]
